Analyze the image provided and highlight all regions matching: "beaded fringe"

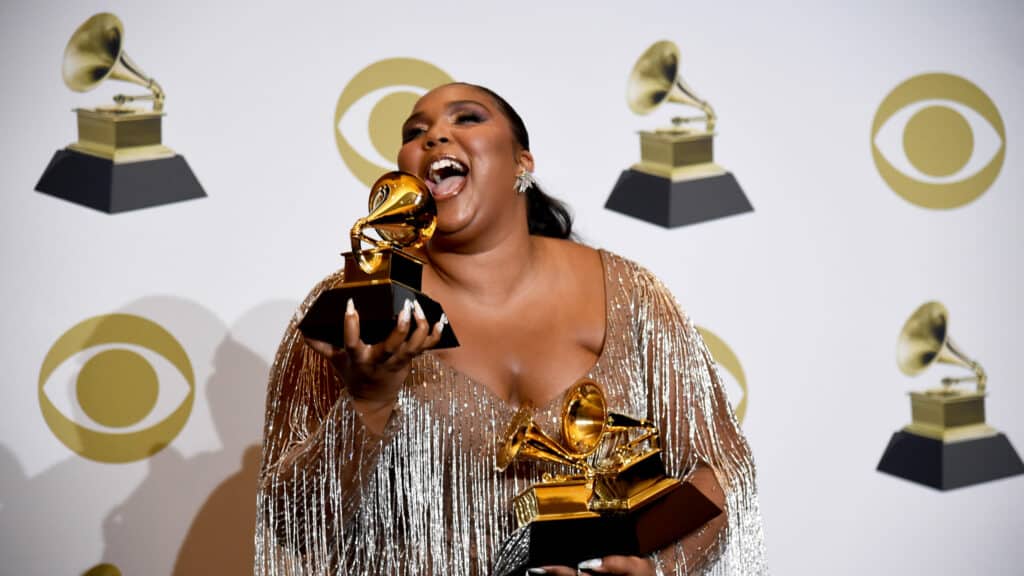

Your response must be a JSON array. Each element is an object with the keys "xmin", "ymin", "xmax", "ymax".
[{"xmin": 255, "ymin": 251, "xmax": 768, "ymax": 575}]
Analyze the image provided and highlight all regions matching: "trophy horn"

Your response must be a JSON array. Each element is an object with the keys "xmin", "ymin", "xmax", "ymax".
[
  {"xmin": 627, "ymin": 40, "xmax": 716, "ymax": 132},
  {"xmin": 897, "ymin": 301, "xmax": 987, "ymax": 393},
  {"xmin": 497, "ymin": 405, "xmax": 583, "ymax": 472},
  {"xmin": 561, "ymin": 379, "xmax": 609, "ymax": 457},
  {"xmin": 350, "ymin": 171, "xmax": 437, "ymax": 274},
  {"xmin": 62, "ymin": 13, "xmax": 165, "ymax": 111},
  {"xmin": 563, "ymin": 379, "xmax": 660, "ymax": 460}
]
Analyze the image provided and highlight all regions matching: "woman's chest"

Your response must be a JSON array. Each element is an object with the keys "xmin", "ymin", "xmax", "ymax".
[
  {"xmin": 434, "ymin": 298, "xmax": 606, "ymax": 407},
  {"xmin": 434, "ymin": 338, "xmax": 600, "ymax": 407}
]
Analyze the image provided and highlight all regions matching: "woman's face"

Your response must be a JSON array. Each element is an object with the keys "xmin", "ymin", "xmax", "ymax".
[{"xmin": 397, "ymin": 84, "xmax": 533, "ymax": 241}]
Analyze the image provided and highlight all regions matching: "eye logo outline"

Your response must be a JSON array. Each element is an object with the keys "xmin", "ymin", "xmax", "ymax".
[
  {"xmin": 38, "ymin": 314, "xmax": 195, "ymax": 463},
  {"xmin": 696, "ymin": 326, "xmax": 748, "ymax": 424},
  {"xmin": 871, "ymin": 73, "xmax": 1006, "ymax": 209},
  {"xmin": 334, "ymin": 58, "xmax": 453, "ymax": 188}
]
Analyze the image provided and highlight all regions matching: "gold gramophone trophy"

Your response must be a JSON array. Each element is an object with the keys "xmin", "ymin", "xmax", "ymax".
[
  {"xmin": 492, "ymin": 379, "xmax": 721, "ymax": 576},
  {"xmin": 605, "ymin": 40, "xmax": 751, "ymax": 228},
  {"xmin": 298, "ymin": 171, "xmax": 457, "ymax": 348},
  {"xmin": 877, "ymin": 302, "xmax": 1023, "ymax": 490},
  {"xmin": 36, "ymin": 12, "xmax": 204, "ymax": 213}
]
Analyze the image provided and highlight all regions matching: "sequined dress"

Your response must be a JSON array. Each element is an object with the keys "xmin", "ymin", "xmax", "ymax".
[{"xmin": 255, "ymin": 250, "xmax": 767, "ymax": 575}]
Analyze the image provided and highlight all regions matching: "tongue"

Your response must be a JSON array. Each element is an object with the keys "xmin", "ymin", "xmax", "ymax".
[{"xmin": 432, "ymin": 175, "xmax": 465, "ymax": 199}]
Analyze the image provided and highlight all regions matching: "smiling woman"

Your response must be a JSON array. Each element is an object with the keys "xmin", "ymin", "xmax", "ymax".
[{"xmin": 255, "ymin": 83, "xmax": 767, "ymax": 576}]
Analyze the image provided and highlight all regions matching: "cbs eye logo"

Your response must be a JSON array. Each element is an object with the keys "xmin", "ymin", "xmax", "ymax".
[
  {"xmin": 334, "ymin": 58, "xmax": 453, "ymax": 187},
  {"xmin": 697, "ymin": 326, "xmax": 748, "ymax": 424},
  {"xmin": 872, "ymin": 73, "xmax": 1005, "ymax": 209},
  {"xmin": 38, "ymin": 314, "xmax": 195, "ymax": 463}
]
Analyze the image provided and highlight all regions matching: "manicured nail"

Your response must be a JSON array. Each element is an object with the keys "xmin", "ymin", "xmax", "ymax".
[
  {"xmin": 440, "ymin": 312, "xmax": 448, "ymax": 326},
  {"xmin": 345, "ymin": 299, "xmax": 355, "ymax": 316},
  {"xmin": 399, "ymin": 300, "xmax": 412, "ymax": 325},
  {"xmin": 413, "ymin": 300, "xmax": 425, "ymax": 320},
  {"xmin": 578, "ymin": 558, "xmax": 602, "ymax": 570},
  {"xmin": 526, "ymin": 569, "xmax": 547, "ymax": 575}
]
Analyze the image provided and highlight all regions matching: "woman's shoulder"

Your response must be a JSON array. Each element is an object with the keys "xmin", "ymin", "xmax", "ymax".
[
  {"xmin": 593, "ymin": 248, "xmax": 688, "ymax": 316},
  {"xmin": 539, "ymin": 238, "xmax": 643, "ymax": 277},
  {"xmin": 590, "ymin": 246, "xmax": 668, "ymax": 291},
  {"xmin": 539, "ymin": 235, "xmax": 598, "ymax": 259},
  {"xmin": 542, "ymin": 239, "xmax": 679, "ymax": 305},
  {"xmin": 537, "ymin": 236, "xmax": 603, "ymax": 280}
]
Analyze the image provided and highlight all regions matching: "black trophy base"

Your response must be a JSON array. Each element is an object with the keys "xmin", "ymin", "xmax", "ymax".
[
  {"xmin": 298, "ymin": 282, "xmax": 458, "ymax": 349},
  {"xmin": 605, "ymin": 169, "xmax": 752, "ymax": 228},
  {"xmin": 493, "ymin": 480, "xmax": 722, "ymax": 576},
  {"xmin": 877, "ymin": 431, "xmax": 1024, "ymax": 490},
  {"xmin": 36, "ymin": 148, "xmax": 205, "ymax": 214}
]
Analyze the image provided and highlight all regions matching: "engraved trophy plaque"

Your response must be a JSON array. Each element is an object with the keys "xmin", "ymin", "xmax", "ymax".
[
  {"xmin": 298, "ymin": 171, "xmax": 458, "ymax": 349},
  {"xmin": 493, "ymin": 379, "xmax": 721, "ymax": 575}
]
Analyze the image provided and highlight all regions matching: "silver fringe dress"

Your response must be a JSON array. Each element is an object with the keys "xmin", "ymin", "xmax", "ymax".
[{"xmin": 255, "ymin": 250, "xmax": 768, "ymax": 575}]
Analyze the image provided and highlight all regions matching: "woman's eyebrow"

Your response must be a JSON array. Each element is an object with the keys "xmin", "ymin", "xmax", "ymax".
[
  {"xmin": 447, "ymin": 99, "xmax": 488, "ymax": 111},
  {"xmin": 403, "ymin": 99, "xmax": 489, "ymax": 128}
]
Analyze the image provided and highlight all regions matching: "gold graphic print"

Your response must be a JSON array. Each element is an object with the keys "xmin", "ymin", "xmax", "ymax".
[
  {"xmin": 39, "ymin": 314, "xmax": 194, "ymax": 463},
  {"xmin": 697, "ymin": 326, "xmax": 747, "ymax": 423},
  {"xmin": 871, "ymin": 73, "xmax": 1005, "ymax": 209},
  {"xmin": 334, "ymin": 58, "xmax": 453, "ymax": 187},
  {"xmin": 83, "ymin": 563, "xmax": 122, "ymax": 576}
]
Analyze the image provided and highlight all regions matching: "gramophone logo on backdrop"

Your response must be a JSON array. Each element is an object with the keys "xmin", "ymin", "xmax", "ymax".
[
  {"xmin": 605, "ymin": 40, "xmax": 752, "ymax": 228},
  {"xmin": 871, "ymin": 73, "xmax": 1005, "ymax": 209},
  {"xmin": 35, "ymin": 13, "xmax": 205, "ymax": 213},
  {"xmin": 876, "ymin": 302, "xmax": 1023, "ymax": 490},
  {"xmin": 38, "ymin": 314, "xmax": 195, "ymax": 463},
  {"xmin": 335, "ymin": 58, "xmax": 453, "ymax": 187}
]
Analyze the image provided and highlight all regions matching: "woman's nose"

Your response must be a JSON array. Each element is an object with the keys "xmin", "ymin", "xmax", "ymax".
[
  {"xmin": 425, "ymin": 135, "xmax": 449, "ymax": 149},
  {"xmin": 424, "ymin": 125, "xmax": 450, "ymax": 149}
]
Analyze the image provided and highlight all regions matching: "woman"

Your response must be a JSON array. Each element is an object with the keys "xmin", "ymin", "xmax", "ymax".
[{"xmin": 255, "ymin": 83, "xmax": 767, "ymax": 575}]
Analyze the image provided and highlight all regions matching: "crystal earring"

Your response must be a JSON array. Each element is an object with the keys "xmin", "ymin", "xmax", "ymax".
[{"xmin": 515, "ymin": 170, "xmax": 536, "ymax": 195}]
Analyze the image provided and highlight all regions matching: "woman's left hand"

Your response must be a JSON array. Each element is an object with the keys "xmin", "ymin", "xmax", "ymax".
[{"xmin": 530, "ymin": 555, "xmax": 655, "ymax": 575}]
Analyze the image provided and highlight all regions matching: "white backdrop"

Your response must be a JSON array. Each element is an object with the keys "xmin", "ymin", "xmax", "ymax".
[{"xmin": 1, "ymin": 1, "xmax": 1022, "ymax": 574}]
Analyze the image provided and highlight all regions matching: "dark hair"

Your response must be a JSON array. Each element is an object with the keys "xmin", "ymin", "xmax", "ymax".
[{"xmin": 458, "ymin": 83, "xmax": 574, "ymax": 239}]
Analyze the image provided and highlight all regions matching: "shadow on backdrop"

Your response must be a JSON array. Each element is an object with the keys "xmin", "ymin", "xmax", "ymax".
[{"xmin": 98, "ymin": 297, "xmax": 293, "ymax": 575}]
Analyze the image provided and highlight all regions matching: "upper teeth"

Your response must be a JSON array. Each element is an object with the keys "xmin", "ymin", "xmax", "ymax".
[{"xmin": 428, "ymin": 158, "xmax": 467, "ymax": 183}]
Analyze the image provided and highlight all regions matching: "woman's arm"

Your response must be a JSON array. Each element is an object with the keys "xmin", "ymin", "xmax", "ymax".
[
  {"xmin": 529, "ymin": 259, "xmax": 763, "ymax": 576},
  {"xmin": 257, "ymin": 271, "xmax": 438, "ymax": 562},
  {"xmin": 629, "ymin": 262, "xmax": 765, "ymax": 575},
  {"xmin": 256, "ymin": 268, "xmax": 445, "ymax": 565},
  {"xmin": 255, "ymin": 271, "xmax": 386, "ymax": 558}
]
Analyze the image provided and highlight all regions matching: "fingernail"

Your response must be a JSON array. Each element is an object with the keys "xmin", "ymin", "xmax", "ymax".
[
  {"xmin": 440, "ymin": 312, "xmax": 448, "ymax": 326},
  {"xmin": 399, "ymin": 300, "xmax": 412, "ymax": 324},
  {"xmin": 578, "ymin": 558, "xmax": 602, "ymax": 570},
  {"xmin": 526, "ymin": 570, "xmax": 547, "ymax": 575},
  {"xmin": 413, "ymin": 300, "xmax": 425, "ymax": 320},
  {"xmin": 345, "ymin": 299, "xmax": 355, "ymax": 316}
]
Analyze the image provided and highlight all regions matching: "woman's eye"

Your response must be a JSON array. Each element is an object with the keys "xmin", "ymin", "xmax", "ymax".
[
  {"xmin": 401, "ymin": 127, "xmax": 425, "ymax": 143},
  {"xmin": 454, "ymin": 112, "xmax": 483, "ymax": 124}
]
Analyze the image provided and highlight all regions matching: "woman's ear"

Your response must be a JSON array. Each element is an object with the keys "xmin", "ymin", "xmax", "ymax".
[{"xmin": 518, "ymin": 149, "xmax": 535, "ymax": 173}]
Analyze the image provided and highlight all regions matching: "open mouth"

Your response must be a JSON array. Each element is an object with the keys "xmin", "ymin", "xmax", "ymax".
[{"xmin": 425, "ymin": 156, "xmax": 468, "ymax": 200}]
